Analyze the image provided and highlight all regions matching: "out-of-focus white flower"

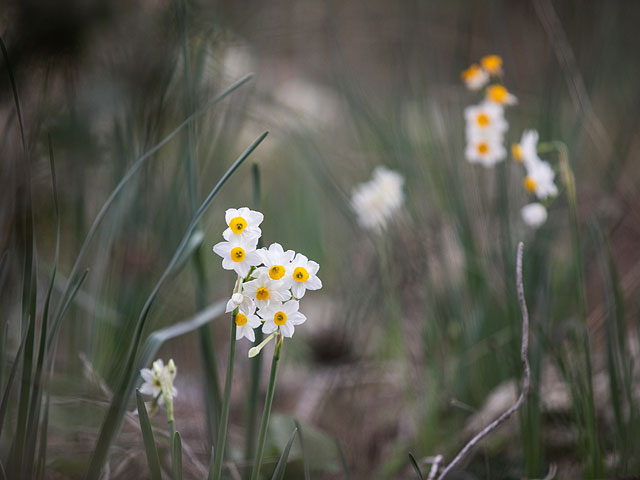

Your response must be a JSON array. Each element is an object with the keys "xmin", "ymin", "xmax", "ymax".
[
  {"xmin": 140, "ymin": 359, "xmax": 177, "ymax": 405},
  {"xmin": 223, "ymin": 207, "xmax": 263, "ymax": 242},
  {"xmin": 225, "ymin": 292, "xmax": 256, "ymax": 315},
  {"xmin": 288, "ymin": 253, "xmax": 322, "ymax": 299},
  {"xmin": 260, "ymin": 300, "xmax": 306, "ymax": 338},
  {"xmin": 486, "ymin": 84, "xmax": 517, "ymax": 106},
  {"xmin": 465, "ymin": 134, "xmax": 506, "ymax": 167},
  {"xmin": 351, "ymin": 166, "xmax": 405, "ymax": 232},
  {"xmin": 255, "ymin": 243, "xmax": 295, "ymax": 281},
  {"xmin": 521, "ymin": 203, "xmax": 548, "ymax": 228},
  {"xmin": 242, "ymin": 272, "xmax": 291, "ymax": 309},
  {"xmin": 481, "ymin": 55, "xmax": 503, "ymax": 76},
  {"xmin": 461, "ymin": 64, "xmax": 490, "ymax": 90},
  {"xmin": 511, "ymin": 130, "xmax": 542, "ymax": 171},
  {"xmin": 235, "ymin": 311, "xmax": 262, "ymax": 342},
  {"xmin": 212, "ymin": 235, "xmax": 261, "ymax": 278},
  {"xmin": 524, "ymin": 160, "xmax": 558, "ymax": 200},
  {"xmin": 464, "ymin": 102, "xmax": 507, "ymax": 138}
]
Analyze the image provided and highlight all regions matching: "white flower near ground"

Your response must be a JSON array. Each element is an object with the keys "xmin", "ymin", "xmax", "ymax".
[
  {"xmin": 235, "ymin": 311, "xmax": 262, "ymax": 341},
  {"xmin": 288, "ymin": 253, "xmax": 322, "ymax": 298},
  {"xmin": 521, "ymin": 203, "xmax": 548, "ymax": 228},
  {"xmin": 486, "ymin": 85, "xmax": 517, "ymax": 106},
  {"xmin": 524, "ymin": 160, "xmax": 558, "ymax": 200},
  {"xmin": 351, "ymin": 166, "xmax": 405, "ymax": 232},
  {"xmin": 212, "ymin": 235, "xmax": 261, "ymax": 278},
  {"xmin": 260, "ymin": 300, "xmax": 307, "ymax": 338},
  {"xmin": 225, "ymin": 292, "xmax": 256, "ymax": 315},
  {"xmin": 464, "ymin": 102, "xmax": 508, "ymax": 138},
  {"xmin": 465, "ymin": 134, "xmax": 506, "ymax": 167},
  {"xmin": 222, "ymin": 207, "xmax": 263, "ymax": 242},
  {"xmin": 461, "ymin": 64, "xmax": 490, "ymax": 90},
  {"xmin": 255, "ymin": 243, "xmax": 295, "ymax": 282},
  {"xmin": 140, "ymin": 359, "xmax": 177, "ymax": 405},
  {"xmin": 242, "ymin": 271, "xmax": 292, "ymax": 309}
]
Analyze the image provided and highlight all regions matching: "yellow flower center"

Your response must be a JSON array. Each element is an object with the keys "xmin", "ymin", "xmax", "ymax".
[
  {"xmin": 487, "ymin": 85, "xmax": 508, "ymax": 104},
  {"xmin": 481, "ymin": 55, "xmax": 502, "ymax": 74},
  {"xmin": 293, "ymin": 267, "xmax": 309, "ymax": 283},
  {"xmin": 477, "ymin": 142, "xmax": 489, "ymax": 155},
  {"xmin": 524, "ymin": 176, "xmax": 537, "ymax": 193},
  {"xmin": 476, "ymin": 113, "xmax": 490, "ymax": 127},
  {"xmin": 153, "ymin": 378, "xmax": 161, "ymax": 387},
  {"xmin": 230, "ymin": 247, "xmax": 245, "ymax": 263},
  {"xmin": 511, "ymin": 143, "xmax": 523, "ymax": 162},
  {"xmin": 229, "ymin": 216, "xmax": 247, "ymax": 234},
  {"xmin": 235, "ymin": 313, "xmax": 248, "ymax": 326},
  {"xmin": 256, "ymin": 287, "xmax": 270, "ymax": 301},
  {"xmin": 274, "ymin": 311, "xmax": 287, "ymax": 326},
  {"xmin": 269, "ymin": 265, "xmax": 285, "ymax": 280},
  {"xmin": 461, "ymin": 64, "xmax": 482, "ymax": 81}
]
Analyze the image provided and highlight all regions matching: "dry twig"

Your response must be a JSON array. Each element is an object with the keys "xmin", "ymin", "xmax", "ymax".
[{"xmin": 435, "ymin": 242, "xmax": 531, "ymax": 480}]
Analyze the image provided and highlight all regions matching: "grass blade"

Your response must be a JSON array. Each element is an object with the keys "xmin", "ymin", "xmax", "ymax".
[
  {"xmin": 0, "ymin": 317, "xmax": 31, "ymax": 438},
  {"xmin": 270, "ymin": 428, "xmax": 298, "ymax": 480},
  {"xmin": 408, "ymin": 453, "xmax": 424, "ymax": 480},
  {"xmin": 294, "ymin": 420, "xmax": 310, "ymax": 480},
  {"xmin": 135, "ymin": 390, "xmax": 162, "ymax": 480},
  {"xmin": 334, "ymin": 438, "xmax": 350, "ymax": 480},
  {"xmin": 172, "ymin": 431, "xmax": 182, "ymax": 480}
]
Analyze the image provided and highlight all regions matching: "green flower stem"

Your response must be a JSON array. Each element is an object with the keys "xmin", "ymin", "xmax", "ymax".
[
  {"xmin": 250, "ymin": 334, "xmax": 283, "ymax": 480},
  {"xmin": 212, "ymin": 303, "xmax": 239, "ymax": 480}
]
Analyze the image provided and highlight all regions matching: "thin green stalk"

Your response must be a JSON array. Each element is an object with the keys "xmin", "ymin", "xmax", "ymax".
[
  {"xmin": 212, "ymin": 313, "xmax": 238, "ymax": 480},
  {"xmin": 250, "ymin": 334, "xmax": 282, "ymax": 480}
]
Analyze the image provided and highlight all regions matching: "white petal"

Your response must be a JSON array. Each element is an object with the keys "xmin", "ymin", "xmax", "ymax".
[
  {"xmin": 262, "ymin": 321, "xmax": 278, "ymax": 334},
  {"xmin": 291, "ymin": 283, "xmax": 305, "ymax": 299},
  {"xmin": 280, "ymin": 323, "xmax": 295, "ymax": 338},
  {"xmin": 306, "ymin": 276, "xmax": 322, "ymax": 290}
]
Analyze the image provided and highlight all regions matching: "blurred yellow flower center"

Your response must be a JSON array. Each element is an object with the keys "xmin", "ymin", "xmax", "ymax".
[
  {"xmin": 230, "ymin": 247, "xmax": 245, "ymax": 262},
  {"xmin": 512, "ymin": 144, "xmax": 523, "ymax": 162},
  {"xmin": 153, "ymin": 378, "xmax": 161, "ymax": 387},
  {"xmin": 524, "ymin": 177, "xmax": 537, "ymax": 193},
  {"xmin": 461, "ymin": 64, "xmax": 481, "ymax": 81},
  {"xmin": 256, "ymin": 287, "xmax": 270, "ymax": 301},
  {"xmin": 235, "ymin": 313, "xmax": 248, "ymax": 326},
  {"xmin": 481, "ymin": 55, "xmax": 502, "ymax": 74},
  {"xmin": 487, "ymin": 85, "xmax": 508, "ymax": 104},
  {"xmin": 229, "ymin": 216, "xmax": 247, "ymax": 234},
  {"xmin": 269, "ymin": 265, "xmax": 285, "ymax": 280},
  {"xmin": 476, "ymin": 113, "xmax": 490, "ymax": 127},
  {"xmin": 274, "ymin": 311, "xmax": 287, "ymax": 326},
  {"xmin": 477, "ymin": 142, "xmax": 489, "ymax": 155},
  {"xmin": 293, "ymin": 267, "xmax": 309, "ymax": 283}
]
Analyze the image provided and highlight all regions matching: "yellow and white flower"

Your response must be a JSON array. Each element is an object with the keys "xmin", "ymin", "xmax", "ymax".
[
  {"xmin": 140, "ymin": 359, "xmax": 177, "ymax": 405},
  {"xmin": 260, "ymin": 300, "xmax": 306, "ymax": 338},
  {"xmin": 481, "ymin": 55, "xmax": 503, "ymax": 76},
  {"xmin": 461, "ymin": 64, "xmax": 489, "ymax": 90},
  {"xmin": 222, "ymin": 207, "xmax": 264, "ymax": 242},
  {"xmin": 288, "ymin": 253, "xmax": 322, "ymax": 298},
  {"xmin": 521, "ymin": 203, "xmax": 548, "ymax": 228},
  {"xmin": 243, "ymin": 271, "xmax": 291, "ymax": 309},
  {"xmin": 464, "ymin": 102, "xmax": 508, "ymax": 138},
  {"xmin": 351, "ymin": 166, "xmax": 405, "ymax": 232},
  {"xmin": 465, "ymin": 133, "xmax": 506, "ymax": 168},
  {"xmin": 235, "ymin": 310, "xmax": 262, "ymax": 342},
  {"xmin": 512, "ymin": 130, "xmax": 541, "ymax": 169},
  {"xmin": 225, "ymin": 292, "xmax": 256, "ymax": 315},
  {"xmin": 486, "ymin": 84, "xmax": 517, "ymax": 106},
  {"xmin": 523, "ymin": 160, "xmax": 558, "ymax": 200},
  {"xmin": 255, "ymin": 243, "xmax": 295, "ymax": 282},
  {"xmin": 212, "ymin": 235, "xmax": 261, "ymax": 278}
]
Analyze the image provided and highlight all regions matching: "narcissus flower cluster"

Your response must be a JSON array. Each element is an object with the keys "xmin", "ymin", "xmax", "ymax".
[
  {"xmin": 350, "ymin": 166, "xmax": 405, "ymax": 232},
  {"xmin": 213, "ymin": 207, "xmax": 322, "ymax": 344},
  {"xmin": 462, "ymin": 55, "xmax": 517, "ymax": 168}
]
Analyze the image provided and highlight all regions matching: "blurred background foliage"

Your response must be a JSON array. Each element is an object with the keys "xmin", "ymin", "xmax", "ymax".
[{"xmin": 1, "ymin": 0, "xmax": 640, "ymax": 478}]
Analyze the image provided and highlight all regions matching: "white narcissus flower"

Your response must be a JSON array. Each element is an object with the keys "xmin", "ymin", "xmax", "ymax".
[
  {"xmin": 465, "ymin": 134, "xmax": 506, "ymax": 168},
  {"xmin": 242, "ymin": 272, "xmax": 291, "ymax": 309},
  {"xmin": 222, "ymin": 207, "xmax": 264, "ymax": 242},
  {"xmin": 212, "ymin": 235, "xmax": 261, "ymax": 278},
  {"xmin": 524, "ymin": 160, "xmax": 558, "ymax": 200},
  {"xmin": 464, "ymin": 102, "xmax": 507, "ymax": 138},
  {"xmin": 260, "ymin": 300, "xmax": 307, "ymax": 338},
  {"xmin": 461, "ymin": 64, "xmax": 489, "ymax": 91},
  {"xmin": 235, "ymin": 310, "xmax": 262, "ymax": 341},
  {"xmin": 521, "ymin": 203, "xmax": 548, "ymax": 228},
  {"xmin": 486, "ymin": 84, "xmax": 517, "ymax": 106},
  {"xmin": 139, "ymin": 359, "xmax": 177, "ymax": 405},
  {"xmin": 288, "ymin": 253, "xmax": 322, "ymax": 299},
  {"xmin": 351, "ymin": 166, "xmax": 405, "ymax": 232},
  {"xmin": 255, "ymin": 243, "xmax": 295, "ymax": 282},
  {"xmin": 225, "ymin": 292, "xmax": 256, "ymax": 315},
  {"xmin": 480, "ymin": 55, "xmax": 503, "ymax": 76},
  {"xmin": 512, "ymin": 130, "xmax": 542, "ymax": 171}
]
